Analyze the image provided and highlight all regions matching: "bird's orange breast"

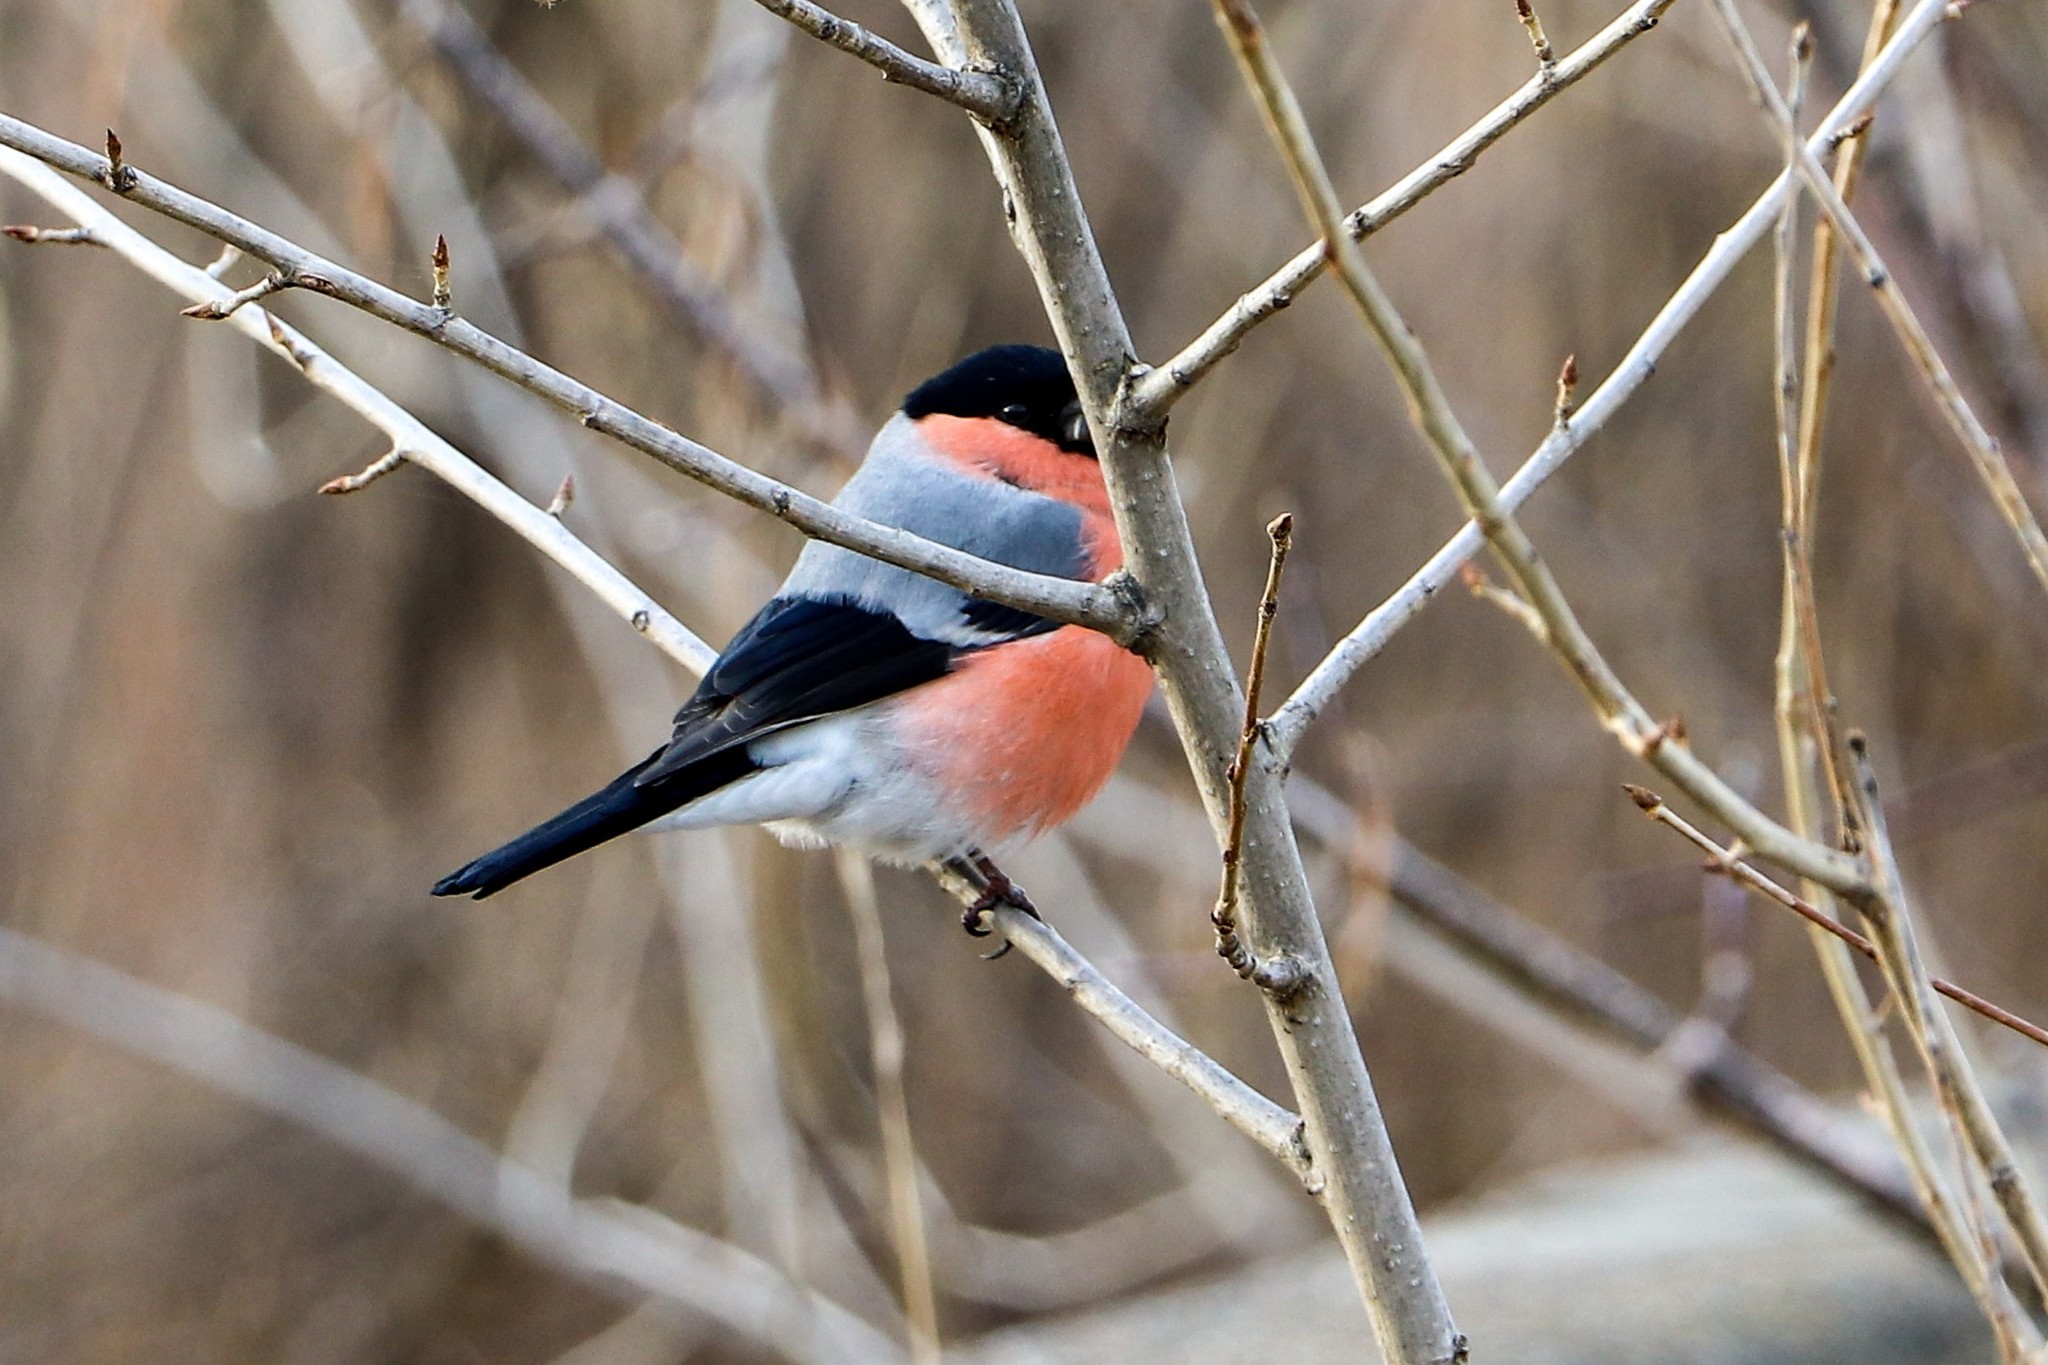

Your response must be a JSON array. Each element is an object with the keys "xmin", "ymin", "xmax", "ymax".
[{"xmin": 898, "ymin": 624, "xmax": 1152, "ymax": 843}]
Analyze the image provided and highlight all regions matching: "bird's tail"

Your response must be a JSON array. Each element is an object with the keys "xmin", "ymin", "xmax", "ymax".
[{"xmin": 431, "ymin": 746, "xmax": 752, "ymax": 900}]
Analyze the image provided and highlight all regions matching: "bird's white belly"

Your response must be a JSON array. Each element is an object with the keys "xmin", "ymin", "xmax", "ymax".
[{"xmin": 633, "ymin": 707, "xmax": 981, "ymax": 863}]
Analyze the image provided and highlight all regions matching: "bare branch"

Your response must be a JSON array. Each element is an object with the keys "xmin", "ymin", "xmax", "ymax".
[
  {"xmin": 925, "ymin": 4, "xmax": 1460, "ymax": 1353},
  {"xmin": 1705, "ymin": 0, "xmax": 2048, "ymax": 600},
  {"xmin": 0, "ymin": 112, "xmax": 1134, "ymax": 641},
  {"xmin": 1, "ymin": 222, "xmax": 100, "ymax": 245},
  {"xmin": 318, "ymin": 446, "xmax": 406, "ymax": 496},
  {"xmin": 1622, "ymin": 786, "xmax": 2048, "ymax": 1051},
  {"xmin": 1213, "ymin": 513, "xmax": 1294, "ymax": 985},
  {"xmin": 180, "ymin": 269, "xmax": 291, "ymax": 319},
  {"xmin": 1218, "ymin": 0, "xmax": 1857, "ymax": 899},
  {"xmin": 1128, "ymin": 0, "xmax": 1678, "ymax": 421},
  {"xmin": 0, "ymin": 146, "xmax": 720, "ymax": 676},
  {"xmin": 1269, "ymin": 0, "xmax": 1965, "ymax": 764},
  {"xmin": 927, "ymin": 859, "xmax": 1310, "ymax": 1179},
  {"xmin": 748, "ymin": 0, "xmax": 1018, "ymax": 124},
  {"xmin": 1844, "ymin": 739, "xmax": 2048, "ymax": 1315}
]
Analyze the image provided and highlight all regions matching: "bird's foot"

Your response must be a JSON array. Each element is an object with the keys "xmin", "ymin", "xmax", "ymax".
[{"xmin": 959, "ymin": 852, "xmax": 1038, "ymax": 957}]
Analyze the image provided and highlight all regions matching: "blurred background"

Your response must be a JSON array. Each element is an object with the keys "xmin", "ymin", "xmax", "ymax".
[{"xmin": 3, "ymin": 0, "xmax": 2047, "ymax": 1358}]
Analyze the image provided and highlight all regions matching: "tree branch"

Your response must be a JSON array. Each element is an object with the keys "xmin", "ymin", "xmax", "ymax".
[
  {"xmin": 0, "ymin": 147, "xmax": 719, "ymax": 676},
  {"xmin": 888, "ymin": 3, "xmax": 1463, "ymax": 1356},
  {"xmin": 0, "ymin": 113, "xmax": 1133, "ymax": 640},
  {"xmin": 1705, "ymin": 0, "xmax": 2048, "ymax": 600},
  {"xmin": 1267, "ymin": 0, "xmax": 1963, "ymax": 767},
  {"xmin": 749, "ymin": 0, "xmax": 1018, "ymax": 124},
  {"xmin": 1126, "ymin": 0, "xmax": 1680, "ymax": 421}
]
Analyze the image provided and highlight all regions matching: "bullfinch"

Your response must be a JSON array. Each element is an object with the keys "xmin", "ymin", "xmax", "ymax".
[{"xmin": 432, "ymin": 344, "xmax": 1152, "ymax": 908}]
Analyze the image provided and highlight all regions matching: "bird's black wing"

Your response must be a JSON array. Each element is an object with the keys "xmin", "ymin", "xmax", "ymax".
[{"xmin": 633, "ymin": 594, "xmax": 1045, "ymax": 787}]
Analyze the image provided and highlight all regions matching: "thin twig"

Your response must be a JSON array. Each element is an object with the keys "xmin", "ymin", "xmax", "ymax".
[
  {"xmin": 746, "ymin": 0, "xmax": 1018, "ymax": 124},
  {"xmin": 1514, "ymin": 0, "xmax": 1557, "ymax": 71},
  {"xmin": 0, "ymin": 147, "xmax": 719, "ymax": 676},
  {"xmin": 919, "ymin": 3, "xmax": 1456, "ymax": 1352},
  {"xmin": 925, "ymin": 859, "xmax": 1310, "ymax": 1180},
  {"xmin": 835, "ymin": 851, "xmax": 942, "ymax": 1365},
  {"xmin": 1213, "ymin": 513, "xmax": 1294, "ymax": 985},
  {"xmin": 1129, "ymin": 0, "xmax": 1679, "ymax": 420},
  {"xmin": 1, "ymin": 222, "xmax": 100, "ymax": 245},
  {"xmin": 0, "ymin": 112, "xmax": 1133, "ymax": 641},
  {"xmin": 1705, "ymin": 0, "xmax": 2048, "ymax": 601},
  {"xmin": 1267, "ymin": 0, "xmax": 1964, "ymax": 759},
  {"xmin": 1622, "ymin": 786, "xmax": 2048, "ymax": 1051},
  {"xmin": 318, "ymin": 446, "xmax": 406, "ymax": 496},
  {"xmin": 1217, "ymin": 0, "xmax": 1858, "ymax": 901},
  {"xmin": 1843, "ymin": 739, "xmax": 2048, "ymax": 1315},
  {"xmin": 179, "ymin": 270, "xmax": 292, "ymax": 319},
  {"xmin": 1760, "ymin": 8, "xmax": 2012, "ymax": 1327}
]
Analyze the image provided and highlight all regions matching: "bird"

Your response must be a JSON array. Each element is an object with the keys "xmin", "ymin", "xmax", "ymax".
[{"xmin": 432, "ymin": 344, "xmax": 1153, "ymax": 921}]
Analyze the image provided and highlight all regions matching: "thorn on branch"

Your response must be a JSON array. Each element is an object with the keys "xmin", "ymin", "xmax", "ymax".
[
  {"xmin": 1553, "ymin": 353, "xmax": 1578, "ymax": 424},
  {"xmin": 182, "ymin": 272, "xmax": 292, "ymax": 321},
  {"xmin": 546, "ymin": 474, "xmax": 575, "ymax": 518},
  {"xmin": 431, "ymin": 233, "xmax": 452, "ymax": 311},
  {"xmin": 319, "ymin": 447, "xmax": 405, "ymax": 495},
  {"xmin": 1515, "ymin": 0, "xmax": 1557, "ymax": 71},
  {"xmin": 3, "ymin": 223, "xmax": 101, "ymax": 246},
  {"xmin": 102, "ymin": 128, "xmax": 134, "ymax": 192}
]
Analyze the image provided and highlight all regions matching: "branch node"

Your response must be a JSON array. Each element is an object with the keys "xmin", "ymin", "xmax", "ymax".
[{"xmin": 181, "ymin": 272, "xmax": 291, "ymax": 321}]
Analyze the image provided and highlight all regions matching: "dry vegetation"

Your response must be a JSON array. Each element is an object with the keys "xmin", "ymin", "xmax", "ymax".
[{"xmin": 3, "ymin": 0, "xmax": 2048, "ymax": 1359}]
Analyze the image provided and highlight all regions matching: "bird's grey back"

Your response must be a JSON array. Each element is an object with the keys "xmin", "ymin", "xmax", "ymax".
[{"xmin": 779, "ymin": 414, "xmax": 1090, "ymax": 645}]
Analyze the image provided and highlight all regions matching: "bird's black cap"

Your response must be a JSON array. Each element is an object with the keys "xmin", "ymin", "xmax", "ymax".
[{"xmin": 901, "ymin": 344, "xmax": 1095, "ymax": 458}]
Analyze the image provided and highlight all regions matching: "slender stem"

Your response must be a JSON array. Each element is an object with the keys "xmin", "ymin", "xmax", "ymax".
[
  {"xmin": 1706, "ymin": 0, "xmax": 2048, "ymax": 599},
  {"xmin": 1213, "ymin": 513, "xmax": 1293, "ymax": 981},
  {"xmin": 0, "ymin": 113, "xmax": 1132, "ymax": 639},
  {"xmin": 1269, "ymin": 0, "xmax": 1964, "ymax": 759},
  {"xmin": 1623, "ymin": 787, "xmax": 2048, "ymax": 1051},
  {"xmin": 747, "ymin": 0, "xmax": 1018, "ymax": 123},
  {"xmin": 1846, "ymin": 740, "xmax": 2048, "ymax": 1317},
  {"xmin": 1216, "ymin": 0, "xmax": 1857, "ymax": 900},
  {"xmin": 1128, "ymin": 0, "xmax": 1680, "ymax": 420},
  {"xmin": 926, "ymin": 860, "xmax": 1310, "ymax": 1176},
  {"xmin": 899, "ymin": 2, "xmax": 1463, "ymax": 1355},
  {"xmin": 0, "ymin": 147, "xmax": 720, "ymax": 677}
]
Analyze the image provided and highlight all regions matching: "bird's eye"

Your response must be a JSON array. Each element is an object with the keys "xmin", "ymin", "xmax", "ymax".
[{"xmin": 1001, "ymin": 403, "xmax": 1030, "ymax": 421}]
